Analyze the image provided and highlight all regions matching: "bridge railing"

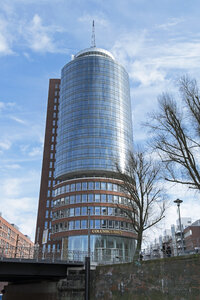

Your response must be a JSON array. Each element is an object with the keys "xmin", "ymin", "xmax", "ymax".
[{"xmin": 0, "ymin": 245, "xmax": 133, "ymax": 264}]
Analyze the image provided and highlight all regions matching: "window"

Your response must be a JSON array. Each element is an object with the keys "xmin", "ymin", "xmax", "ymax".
[
  {"xmin": 51, "ymin": 144, "xmax": 54, "ymax": 150},
  {"xmin": 48, "ymin": 244, "xmax": 51, "ymax": 253},
  {"xmin": 81, "ymin": 220, "xmax": 87, "ymax": 229},
  {"xmin": 95, "ymin": 220, "xmax": 100, "ymax": 229},
  {"xmin": 95, "ymin": 182, "xmax": 100, "ymax": 190},
  {"xmin": 75, "ymin": 207, "xmax": 80, "ymax": 216},
  {"xmin": 51, "ymin": 136, "xmax": 54, "ymax": 143},
  {"xmin": 51, "ymin": 200, "xmax": 54, "ymax": 207},
  {"xmin": 65, "ymin": 196, "xmax": 69, "ymax": 204},
  {"xmin": 101, "ymin": 182, "xmax": 106, "ymax": 190},
  {"xmin": 54, "ymin": 105, "xmax": 57, "ymax": 110},
  {"xmin": 101, "ymin": 220, "xmax": 107, "ymax": 228},
  {"xmin": 108, "ymin": 220, "xmax": 114, "ymax": 228},
  {"xmin": 89, "ymin": 207, "xmax": 94, "ymax": 215},
  {"xmin": 48, "ymin": 180, "xmax": 51, "ymax": 187},
  {"xmin": 52, "ymin": 128, "xmax": 55, "ymax": 134},
  {"xmin": 49, "ymin": 171, "xmax": 52, "ymax": 177},
  {"xmin": 95, "ymin": 194, "xmax": 100, "ymax": 202},
  {"xmin": 95, "ymin": 207, "xmax": 100, "ymax": 215},
  {"xmin": 75, "ymin": 220, "xmax": 80, "ymax": 229},
  {"xmin": 71, "ymin": 184, "xmax": 75, "ymax": 191},
  {"xmin": 82, "ymin": 194, "xmax": 87, "ymax": 202},
  {"xmin": 69, "ymin": 208, "xmax": 74, "ymax": 217},
  {"xmin": 76, "ymin": 195, "xmax": 81, "ymax": 203},
  {"xmin": 70, "ymin": 195, "xmax": 75, "ymax": 204},
  {"xmin": 49, "ymin": 221, "xmax": 52, "ymax": 229},
  {"xmin": 46, "ymin": 200, "xmax": 49, "ymax": 208},
  {"xmin": 101, "ymin": 194, "xmax": 106, "ymax": 202},
  {"xmin": 115, "ymin": 221, "xmax": 119, "ymax": 229},
  {"xmin": 47, "ymin": 190, "xmax": 51, "ymax": 197},
  {"xmin": 113, "ymin": 184, "xmax": 118, "ymax": 191},
  {"xmin": 54, "ymin": 98, "xmax": 57, "ymax": 103},
  {"xmin": 107, "ymin": 183, "xmax": 112, "ymax": 191},
  {"xmin": 90, "ymin": 220, "xmax": 94, "ymax": 228},
  {"xmin": 50, "ymin": 153, "xmax": 54, "ymax": 159},
  {"xmin": 88, "ymin": 194, "xmax": 94, "ymax": 202},
  {"xmin": 102, "ymin": 207, "xmax": 107, "ymax": 215},
  {"xmin": 76, "ymin": 182, "xmax": 81, "ymax": 191},
  {"xmin": 49, "ymin": 161, "xmax": 53, "ymax": 168},
  {"xmin": 82, "ymin": 207, "xmax": 87, "ymax": 216},
  {"xmin": 53, "ymin": 120, "xmax": 56, "ymax": 126},
  {"xmin": 88, "ymin": 182, "xmax": 94, "ymax": 190},
  {"xmin": 45, "ymin": 210, "xmax": 49, "ymax": 218},
  {"xmin": 55, "ymin": 91, "xmax": 58, "ymax": 96},
  {"xmin": 108, "ymin": 207, "xmax": 113, "ymax": 216},
  {"xmin": 69, "ymin": 221, "xmax": 74, "ymax": 230},
  {"xmin": 66, "ymin": 185, "xmax": 70, "ymax": 192},
  {"xmin": 53, "ymin": 112, "xmax": 56, "ymax": 118},
  {"xmin": 82, "ymin": 182, "xmax": 87, "ymax": 190},
  {"xmin": 107, "ymin": 195, "xmax": 113, "ymax": 203},
  {"xmin": 44, "ymin": 221, "xmax": 48, "ymax": 229}
]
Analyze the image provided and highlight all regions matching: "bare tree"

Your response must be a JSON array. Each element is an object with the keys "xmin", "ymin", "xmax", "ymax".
[
  {"xmin": 116, "ymin": 151, "xmax": 166, "ymax": 259},
  {"xmin": 145, "ymin": 76, "xmax": 200, "ymax": 190}
]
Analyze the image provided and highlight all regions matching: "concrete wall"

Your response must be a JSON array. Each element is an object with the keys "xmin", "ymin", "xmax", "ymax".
[
  {"xmin": 2, "ymin": 255, "xmax": 200, "ymax": 300},
  {"xmin": 91, "ymin": 254, "xmax": 200, "ymax": 300}
]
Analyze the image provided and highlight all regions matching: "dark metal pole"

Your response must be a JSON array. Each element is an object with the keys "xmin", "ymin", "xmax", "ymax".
[
  {"xmin": 174, "ymin": 199, "xmax": 184, "ymax": 254},
  {"xmin": 88, "ymin": 208, "xmax": 91, "ymax": 258},
  {"xmin": 85, "ymin": 208, "xmax": 91, "ymax": 300},
  {"xmin": 85, "ymin": 256, "xmax": 90, "ymax": 300}
]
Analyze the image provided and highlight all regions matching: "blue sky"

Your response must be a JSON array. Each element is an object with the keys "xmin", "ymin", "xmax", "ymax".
[{"xmin": 1, "ymin": 0, "xmax": 200, "ymax": 242}]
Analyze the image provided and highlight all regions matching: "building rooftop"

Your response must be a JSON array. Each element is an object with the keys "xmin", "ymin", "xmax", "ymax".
[{"xmin": 74, "ymin": 47, "xmax": 115, "ymax": 60}]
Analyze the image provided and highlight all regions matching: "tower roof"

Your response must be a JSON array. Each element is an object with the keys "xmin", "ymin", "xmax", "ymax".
[{"xmin": 74, "ymin": 47, "xmax": 115, "ymax": 60}]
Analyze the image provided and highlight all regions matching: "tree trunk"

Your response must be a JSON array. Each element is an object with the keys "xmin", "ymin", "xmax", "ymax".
[{"xmin": 134, "ymin": 231, "xmax": 143, "ymax": 260}]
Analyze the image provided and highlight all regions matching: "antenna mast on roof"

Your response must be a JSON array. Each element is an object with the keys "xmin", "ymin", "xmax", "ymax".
[{"xmin": 91, "ymin": 20, "xmax": 96, "ymax": 48}]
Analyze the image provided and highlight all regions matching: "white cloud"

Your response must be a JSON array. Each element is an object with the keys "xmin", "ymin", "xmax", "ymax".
[
  {"xmin": 156, "ymin": 17, "xmax": 184, "ymax": 30},
  {"xmin": 78, "ymin": 14, "xmax": 109, "ymax": 28},
  {"xmin": 0, "ymin": 18, "xmax": 14, "ymax": 55},
  {"xmin": 29, "ymin": 146, "xmax": 42, "ymax": 157},
  {"xmin": 9, "ymin": 116, "xmax": 27, "ymax": 124},
  {"xmin": 0, "ymin": 140, "xmax": 11, "ymax": 150},
  {"xmin": 22, "ymin": 14, "xmax": 64, "ymax": 53}
]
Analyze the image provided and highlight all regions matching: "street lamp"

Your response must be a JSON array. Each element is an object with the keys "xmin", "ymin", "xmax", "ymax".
[
  {"xmin": 174, "ymin": 198, "xmax": 184, "ymax": 254},
  {"xmin": 85, "ymin": 208, "xmax": 91, "ymax": 300},
  {"xmin": 88, "ymin": 208, "xmax": 91, "ymax": 258}
]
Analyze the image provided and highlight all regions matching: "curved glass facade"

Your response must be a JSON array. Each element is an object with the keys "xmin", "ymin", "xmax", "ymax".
[
  {"xmin": 52, "ymin": 48, "xmax": 136, "ymax": 263},
  {"xmin": 55, "ymin": 49, "xmax": 133, "ymax": 180}
]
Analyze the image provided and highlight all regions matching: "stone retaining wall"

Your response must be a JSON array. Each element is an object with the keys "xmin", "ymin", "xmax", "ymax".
[{"xmin": 91, "ymin": 254, "xmax": 200, "ymax": 300}]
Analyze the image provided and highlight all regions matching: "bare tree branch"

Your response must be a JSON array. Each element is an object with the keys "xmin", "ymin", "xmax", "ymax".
[
  {"xmin": 116, "ymin": 150, "xmax": 166, "ymax": 259},
  {"xmin": 145, "ymin": 77, "xmax": 200, "ymax": 190}
]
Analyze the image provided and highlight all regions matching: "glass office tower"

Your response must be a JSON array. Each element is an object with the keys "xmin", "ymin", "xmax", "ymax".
[{"xmin": 51, "ymin": 47, "xmax": 136, "ymax": 262}]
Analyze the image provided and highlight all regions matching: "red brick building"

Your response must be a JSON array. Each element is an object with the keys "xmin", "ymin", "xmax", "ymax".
[
  {"xmin": 0, "ymin": 214, "xmax": 34, "ymax": 258},
  {"xmin": 184, "ymin": 219, "xmax": 200, "ymax": 252}
]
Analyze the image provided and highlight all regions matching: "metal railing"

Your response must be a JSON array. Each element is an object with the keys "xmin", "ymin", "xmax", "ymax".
[{"xmin": 0, "ymin": 245, "xmax": 133, "ymax": 265}]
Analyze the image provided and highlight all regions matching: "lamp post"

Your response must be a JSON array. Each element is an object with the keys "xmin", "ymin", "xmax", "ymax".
[
  {"xmin": 88, "ymin": 208, "xmax": 91, "ymax": 258},
  {"xmin": 174, "ymin": 198, "xmax": 184, "ymax": 255},
  {"xmin": 85, "ymin": 208, "xmax": 91, "ymax": 300}
]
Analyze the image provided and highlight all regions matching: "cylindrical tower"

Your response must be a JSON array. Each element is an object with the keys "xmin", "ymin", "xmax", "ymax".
[
  {"xmin": 52, "ymin": 47, "xmax": 136, "ymax": 263},
  {"xmin": 55, "ymin": 47, "xmax": 133, "ymax": 180}
]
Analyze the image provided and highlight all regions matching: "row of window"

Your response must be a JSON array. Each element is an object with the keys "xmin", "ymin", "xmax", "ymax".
[
  {"xmin": 63, "ymin": 59, "xmax": 127, "ymax": 79},
  {"xmin": 52, "ymin": 219, "xmax": 133, "ymax": 232},
  {"xmin": 54, "ymin": 194, "xmax": 130, "ymax": 206},
  {"xmin": 59, "ymin": 117, "xmax": 132, "ymax": 134},
  {"xmin": 54, "ymin": 181, "xmax": 122, "ymax": 196},
  {"xmin": 53, "ymin": 206, "xmax": 132, "ymax": 219}
]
